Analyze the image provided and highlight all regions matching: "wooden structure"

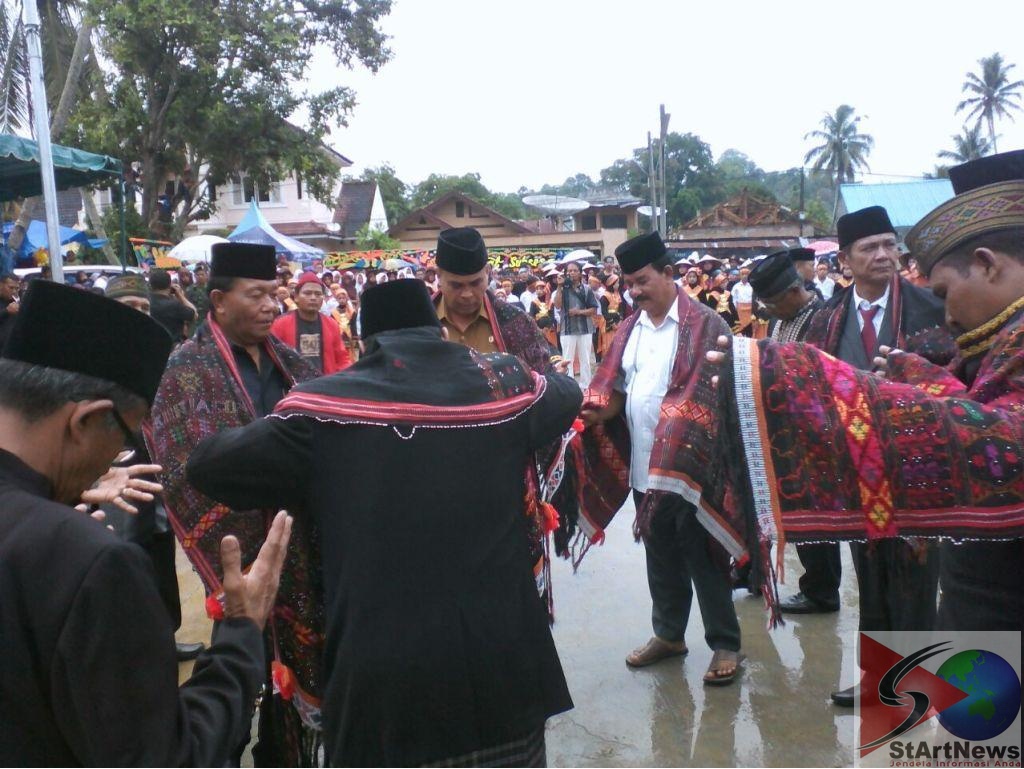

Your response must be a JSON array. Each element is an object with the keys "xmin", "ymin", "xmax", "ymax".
[{"xmin": 668, "ymin": 188, "xmax": 813, "ymax": 258}]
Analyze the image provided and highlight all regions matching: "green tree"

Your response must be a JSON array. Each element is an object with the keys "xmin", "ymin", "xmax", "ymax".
[
  {"xmin": 408, "ymin": 172, "xmax": 526, "ymax": 220},
  {"xmin": 354, "ymin": 222, "xmax": 400, "ymax": 250},
  {"xmin": 957, "ymin": 53, "xmax": 1023, "ymax": 153},
  {"xmin": 0, "ymin": 0, "xmax": 27, "ymax": 133},
  {"xmin": 803, "ymin": 200, "xmax": 832, "ymax": 234},
  {"xmin": 597, "ymin": 132, "xmax": 717, "ymax": 226},
  {"xmin": 70, "ymin": 0, "xmax": 392, "ymax": 238},
  {"xmin": 938, "ymin": 123, "xmax": 993, "ymax": 164},
  {"xmin": 804, "ymin": 104, "xmax": 874, "ymax": 187},
  {"xmin": 100, "ymin": 199, "xmax": 146, "ymax": 253},
  {"xmin": 350, "ymin": 163, "xmax": 409, "ymax": 225},
  {"xmin": 537, "ymin": 173, "xmax": 598, "ymax": 199}
]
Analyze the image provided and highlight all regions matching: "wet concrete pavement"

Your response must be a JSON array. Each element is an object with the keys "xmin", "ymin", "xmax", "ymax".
[
  {"xmin": 174, "ymin": 496, "xmax": 862, "ymax": 766},
  {"xmin": 545, "ymin": 497, "xmax": 860, "ymax": 767}
]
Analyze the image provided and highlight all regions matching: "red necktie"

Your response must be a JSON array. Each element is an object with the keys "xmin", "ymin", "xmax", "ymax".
[{"xmin": 860, "ymin": 304, "xmax": 879, "ymax": 359}]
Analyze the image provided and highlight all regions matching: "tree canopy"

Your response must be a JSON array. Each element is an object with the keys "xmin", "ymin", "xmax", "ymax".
[
  {"xmin": 66, "ymin": 0, "xmax": 392, "ymax": 239},
  {"xmin": 957, "ymin": 53, "xmax": 1023, "ymax": 152}
]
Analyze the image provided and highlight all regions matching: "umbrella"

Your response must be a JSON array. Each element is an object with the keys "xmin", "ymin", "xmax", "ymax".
[
  {"xmin": 559, "ymin": 249, "xmax": 595, "ymax": 264},
  {"xmin": 380, "ymin": 257, "xmax": 417, "ymax": 271},
  {"xmin": 169, "ymin": 234, "xmax": 228, "ymax": 264},
  {"xmin": 806, "ymin": 240, "xmax": 839, "ymax": 255}
]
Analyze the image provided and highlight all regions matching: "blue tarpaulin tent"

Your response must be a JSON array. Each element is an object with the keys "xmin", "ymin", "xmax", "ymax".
[
  {"xmin": 228, "ymin": 201, "xmax": 324, "ymax": 260},
  {"xmin": 2, "ymin": 219, "xmax": 90, "ymax": 257}
]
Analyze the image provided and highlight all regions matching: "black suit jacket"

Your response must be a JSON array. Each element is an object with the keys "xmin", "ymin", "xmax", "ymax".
[{"xmin": 0, "ymin": 449, "xmax": 264, "ymax": 766}]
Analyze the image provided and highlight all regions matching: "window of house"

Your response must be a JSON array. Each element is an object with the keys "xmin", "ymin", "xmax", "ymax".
[
  {"xmin": 580, "ymin": 214, "xmax": 598, "ymax": 231},
  {"xmin": 602, "ymin": 213, "xmax": 628, "ymax": 229},
  {"xmin": 230, "ymin": 174, "xmax": 282, "ymax": 205},
  {"xmin": 455, "ymin": 201, "xmax": 465, "ymax": 217}
]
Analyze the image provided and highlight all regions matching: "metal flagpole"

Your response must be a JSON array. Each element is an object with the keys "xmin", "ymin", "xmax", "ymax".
[{"xmin": 22, "ymin": 0, "xmax": 64, "ymax": 283}]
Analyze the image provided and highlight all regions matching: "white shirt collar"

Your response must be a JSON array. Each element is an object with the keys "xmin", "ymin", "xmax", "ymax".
[
  {"xmin": 852, "ymin": 283, "xmax": 890, "ymax": 313},
  {"xmin": 638, "ymin": 297, "xmax": 680, "ymax": 330}
]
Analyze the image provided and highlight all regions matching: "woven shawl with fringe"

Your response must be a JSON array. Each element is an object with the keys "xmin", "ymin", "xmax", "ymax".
[
  {"xmin": 572, "ymin": 289, "xmax": 770, "ymax": 598},
  {"xmin": 722, "ymin": 314, "xmax": 1024, "ymax": 602},
  {"xmin": 145, "ymin": 318, "xmax": 322, "ymax": 765}
]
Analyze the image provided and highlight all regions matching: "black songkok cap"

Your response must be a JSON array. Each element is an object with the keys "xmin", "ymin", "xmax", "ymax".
[
  {"xmin": 210, "ymin": 242, "xmax": 276, "ymax": 281},
  {"xmin": 948, "ymin": 149, "xmax": 1024, "ymax": 194},
  {"xmin": 359, "ymin": 279, "xmax": 441, "ymax": 339},
  {"xmin": 436, "ymin": 227, "xmax": 488, "ymax": 275},
  {"xmin": 788, "ymin": 247, "xmax": 816, "ymax": 262},
  {"xmin": 2, "ymin": 280, "xmax": 173, "ymax": 405},
  {"xmin": 749, "ymin": 251, "xmax": 800, "ymax": 299},
  {"xmin": 614, "ymin": 231, "xmax": 667, "ymax": 274},
  {"xmin": 836, "ymin": 206, "xmax": 896, "ymax": 250}
]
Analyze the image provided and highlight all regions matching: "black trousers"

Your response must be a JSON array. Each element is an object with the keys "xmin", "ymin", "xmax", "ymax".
[
  {"xmin": 635, "ymin": 491, "xmax": 741, "ymax": 651},
  {"xmin": 796, "ymin": 542, "xmax": 842, "ymax": 608},
  {"xmin": 850, "ymin": 539, "xmax": 939, "ymax": 632}
]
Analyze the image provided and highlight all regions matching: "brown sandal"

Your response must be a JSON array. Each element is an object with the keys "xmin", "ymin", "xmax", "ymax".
[
  {"xmin": 703, "ymin": 649, "xmax": 743, "ymax": 686},
  {"xmin": 625, "ymin": 637, "xmax": 688, "ymax": 668}
]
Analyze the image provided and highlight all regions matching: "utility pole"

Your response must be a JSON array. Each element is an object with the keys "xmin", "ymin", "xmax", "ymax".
[
  {"xmin": 22, "ymin": 0, "xmax": 64, "ymax": 283},
  {"xmin": 647, "ymin": 131, "xmax": 657, "ymax": 235},
  {"xmin": 798, "ymin": 166, "xmax": 806, "ymax": 238},
  {"xmin": 659, "ymin": 104, "xmax": 670, "ymax": 238}
]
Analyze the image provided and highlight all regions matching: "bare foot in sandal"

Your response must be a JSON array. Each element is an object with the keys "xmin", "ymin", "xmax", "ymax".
[{"xmin": 703, "ymin": 649, "xmax": 743, "ymax": 686}]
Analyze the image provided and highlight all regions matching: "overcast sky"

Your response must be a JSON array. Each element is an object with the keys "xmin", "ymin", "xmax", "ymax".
[{"xmin": 317, "ymin": 0, "xmax": 1024, "ymax": 194}]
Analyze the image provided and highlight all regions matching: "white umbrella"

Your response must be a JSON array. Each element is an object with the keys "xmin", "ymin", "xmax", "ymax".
[
  {"xmin": 168, "ymin": 234, "xmax": 229, "ymax": 264},
  {"xmin": 559, "ymin": 249, "xmax": 595, "ymax": 264}
]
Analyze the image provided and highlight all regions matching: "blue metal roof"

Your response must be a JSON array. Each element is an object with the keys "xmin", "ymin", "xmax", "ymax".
[{"xmin": 839, "ymin": 179, "xmax": 954, "ymax": 228}]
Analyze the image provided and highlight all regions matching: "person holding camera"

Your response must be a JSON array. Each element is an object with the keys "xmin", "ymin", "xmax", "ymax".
[{"xmin": 148, "ymin": 268, "xmax": 198, "ymax": 342}]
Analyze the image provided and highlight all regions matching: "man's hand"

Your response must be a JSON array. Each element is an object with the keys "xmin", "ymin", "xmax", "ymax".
[
  {"xmin": 580, "ymin": 408, "xmax": 603, "ymax": 428},
  {"xmin": 5, "ymin": 301, "xmax": 18, "ymax": 315},
  {"xmin": 80, "ymin": 463, "xmax": 164, "ymax": 515},
  {"xmin": 872, "ymin": 345, "xmax": 901, "ymax": 374},
  {"xmin": 705, "ymin": 335, "xmax": 731, "ymax": 387},
  {"xmin": 220, "ymin": 511, "xmax": 293, "ymax": 630}
]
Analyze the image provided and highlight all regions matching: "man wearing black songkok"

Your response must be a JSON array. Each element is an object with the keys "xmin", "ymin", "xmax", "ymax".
[
  {"xmin": 0, "ymin": 281, "xmax": 291, "ymax": 765},
  {"xmin": 798, "ymin": 205, "xmax": 956, "ymax": 707},
  {"xmin": 187, "ymin": 279, "xmax": 580, "ymax": 766},
  {"xmin": 146, "ymin": 242, "xmax": 321, "ymax": 764}
]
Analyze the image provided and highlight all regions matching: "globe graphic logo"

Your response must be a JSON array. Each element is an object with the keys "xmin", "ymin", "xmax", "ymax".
[{"xmin": 935, "ymin": 650, "xmax": 1021, "ymax": 741}]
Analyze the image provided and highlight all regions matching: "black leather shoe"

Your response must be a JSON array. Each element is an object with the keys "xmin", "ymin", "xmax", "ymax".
[
  {"xmin": 831, "ymin": 685, "xmax": 857, "ymax": 707},
  {"xmin": 779, "ymin": 591, "xmax": 839, "ymax": 614},
  {"xmin": 176, "ymin": 641, "xmax": 206, "ymax": 662}
]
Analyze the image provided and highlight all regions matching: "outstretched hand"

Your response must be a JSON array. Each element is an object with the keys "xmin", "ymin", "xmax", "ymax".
[
  {"xmin": 705, "ymin": 335, "xmax": 731, "ymax": 387},
  {"xmin": 80, "ymin": 463, "xmax": 164, "ymax": 515},
  {"xmin": 220, "ymin": 510, "xmax": 293, "ymax": 630}
]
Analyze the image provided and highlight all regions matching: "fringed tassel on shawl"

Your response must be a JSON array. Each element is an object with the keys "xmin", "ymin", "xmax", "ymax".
[
  {"xmin": 633, "ymin": 490, "xmax": 669, "ymax": 542},
  {"xmin": 716, "ymin": 348, "xmax": 784, "ymax": 628}
]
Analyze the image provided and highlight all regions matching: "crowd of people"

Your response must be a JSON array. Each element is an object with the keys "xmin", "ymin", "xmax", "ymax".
[{"xmin": 1, "ymin": 149, "xmax": 1022, "ymax": 767}]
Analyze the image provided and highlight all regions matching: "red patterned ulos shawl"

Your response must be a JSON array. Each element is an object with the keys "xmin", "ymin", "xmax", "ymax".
[
  {"xmin": 144, "ymin": 318, "xmax": 324, "ymax": 745},
  {"xmin": 576, "ymin": 289, "xmax": 760, "ymax": 578},
  {"xmin": 726, "ymin": 320, "xmax": 1024, "ymax": 552}
]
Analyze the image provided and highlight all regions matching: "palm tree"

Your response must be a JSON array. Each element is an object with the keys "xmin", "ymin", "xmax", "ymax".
[
  {"xmin": 937, "ymin": 123, "xmax": 992, "ymax": 164},
  {"xmin": 804, "ymin": 104, "xmax": 874, "ymax": 185},
  {"xmin": 804, "ymin": 104, "xmax": 874, "ymax": 223},
  {"xmin": 0, "ymin": 0, "xmax": 28, "ymax": 133},
  {"xmin": 956, "ymin": 53, "xmax": 1024, "ymax": 153}
]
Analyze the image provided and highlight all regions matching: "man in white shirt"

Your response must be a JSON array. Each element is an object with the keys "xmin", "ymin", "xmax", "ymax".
[
  {"xmin": 814, "ymin": 260, "xmax": 836, "ymax": 300},
  {"xmin": 581, "ymin": 232, "xmax": 742, "ymax": 686}
]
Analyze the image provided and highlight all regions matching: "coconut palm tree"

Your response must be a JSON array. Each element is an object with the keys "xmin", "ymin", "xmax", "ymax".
[
  {"xmin": 804, "ymin": 104, "xmax": 874, "ymax": 186},
  {"xmin": 0, "ymin": 0, "xmax": 28, "ymax": 133},
  {"xmin": 937, "ymin": 123, "xmax": 993, "ymax": 164},
  {"xmin": 956, "ymin": 53, "xmax": 1024, "ymax": 153},
  {"xmin": 804, "ymin": 104, "xmax": 874, "ymax": 223}
]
